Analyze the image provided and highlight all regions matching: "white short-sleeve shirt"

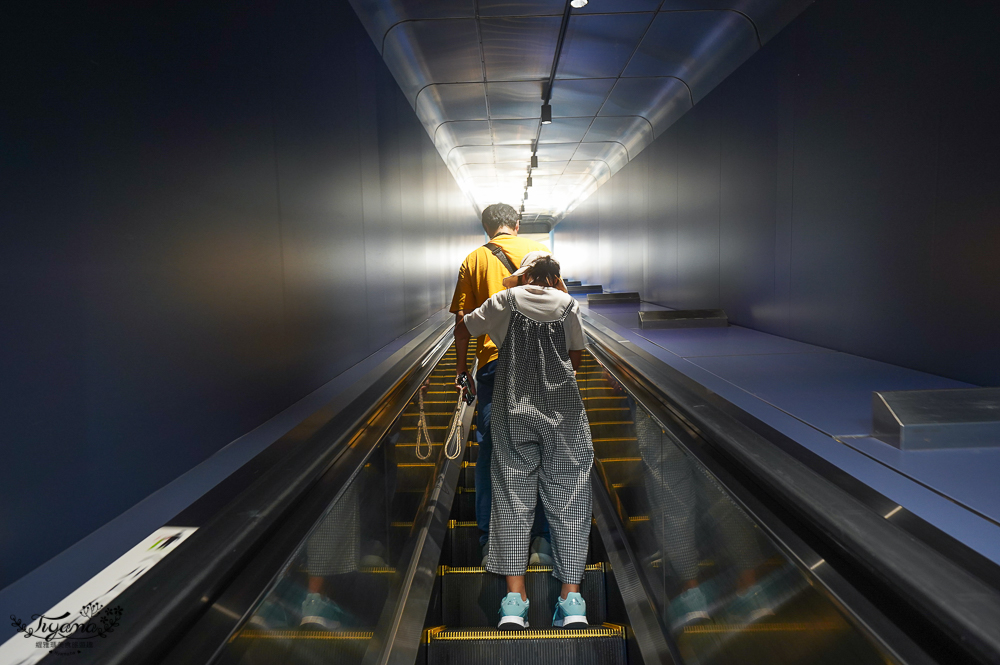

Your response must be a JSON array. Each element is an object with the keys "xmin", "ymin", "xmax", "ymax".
[{"xmin": 463, "ymin": 285, "xmax": 585, "ymax": 352}]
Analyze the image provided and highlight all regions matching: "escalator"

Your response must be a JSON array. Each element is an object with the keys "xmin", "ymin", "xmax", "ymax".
[{"xmin": 62, "ymin": 318, "xmax": 1000, "ymax": 665}]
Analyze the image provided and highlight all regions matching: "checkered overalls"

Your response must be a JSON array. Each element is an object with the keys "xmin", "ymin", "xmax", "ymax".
[{"xmin": 485, "ymin": 289, "xmax": 594, "ymax": 584}]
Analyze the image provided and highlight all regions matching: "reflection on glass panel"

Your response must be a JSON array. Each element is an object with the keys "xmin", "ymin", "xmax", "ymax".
[
  {"xmin": 216, "ymin": 343, "xmax": 465, "ymax": 665},
  {"xmin": 579, "ymin": 352, "xmax": 892, "ymax": 665}
]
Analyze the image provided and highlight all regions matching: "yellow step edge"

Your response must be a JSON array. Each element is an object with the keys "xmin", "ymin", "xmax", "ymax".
[
  {"xmin": 401, "ymin": 412, "xmax": 455, "ymax": 417},
  {"xmin": 431, "ymin": 623, "xmax": 624, "ymax": 641},
  {"xmin": 683, "ymin": 621, "xmax": 843, "ymax": 635},
  {"xmin": 424, "ymin": 625, "xmax": 447, "ymax": 644},
  {"xmin": 439, "ymin": 563, "xmax": 604, "ymax": 575},
  {"xmin": 447, "ymin": 520, "xmax": 478, "ymax": 528},
  {"xmin": 234, "ymin": 630, "xmax": 374, "ymax": 641}
]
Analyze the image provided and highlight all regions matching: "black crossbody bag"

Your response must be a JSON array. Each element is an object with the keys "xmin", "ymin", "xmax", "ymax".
[{"xmin": 484, "ymin": 242, "xmax": 517, "ymax": 274}]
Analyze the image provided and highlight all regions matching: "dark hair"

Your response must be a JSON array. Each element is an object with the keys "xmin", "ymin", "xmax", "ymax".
[
  {"xmin": 524, "ymin": 255, "xmax": 561, "ymax": 287},
  {"xmin": 481, "ymin": 203, "xmax": 519, "ymax": 236}
]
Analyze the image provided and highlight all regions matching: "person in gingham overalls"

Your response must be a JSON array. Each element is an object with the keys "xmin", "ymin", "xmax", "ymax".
[{"xmin": 455, "ymin": 251, "xmax": 594, "ymax": 630}]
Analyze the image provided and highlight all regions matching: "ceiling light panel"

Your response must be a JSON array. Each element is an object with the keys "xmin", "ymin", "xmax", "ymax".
[
  {"xmin": 658, "ymin": 0, "xmax": 814, "ymax": 43},
  {"xmin": 600, "ymin": 77, "xmax": 694, "ymax": 136},
  {"xmin": 480, "ymin": 17, "xmax": 561, "ymax": 81},
  {"xmin": 450, "ymin": 145, "xmax": 497, "ymax": 165},
  {"xmin": 491, "ymin": 119, "xmax": 540, "ymax": 145},
  {"xmin": 485, "ymin": 81, "xmax": 545, "ymax": 119},
  {"xmin": 564, "ymin": 159, "xmax": 612, "ymax": 181},
  {"xmin": 350, "ymin": 0, "xmax": 473, "ymax": 46},
  {"xmin": 556, "ymin": 13, "xmax": 653, "ymax": 79},
  {"xmin": 531, "ymin": 160, "xmax": 570, "ymax": 175},
  {"xmin": 435, "ymin": 121, "xmax": 494, "ymax": 153},
  {"xmin": 538, "ymin": 117, "xmax": 594, "ymax": 144},
  {"xmin": 382, "ymin": 19, "xmax": 482, "ymax": 101},
  {"xmin": 585, "ymin": 116, "xmax": 654, "ymax": 155},
  {"xmin": 535, "ymin": 143, "xmax": 581, "ymax": 162},
  {"xmin": 494, "ymin": 144, "xmax": 533, "ymax": 163},
  {"xmin": 478, "ymin": 0, "xmax": 566, "ymax": 17},
  {"xmin": 570, "ymin": 0, "xmax": 661, "ymax": 11},
  {"xmin": 548, "ymin": 78, "xmax": 617, "ymax": 117},
  {"xmin": 624, "ymin": 11, "xmax": 758, "ymax": 101},
  {"xmin": 415, "ymin": 84, "xmax": 488, "ymax": 127},
  {"xmin": 573, "ymin": 142, "xmax": 629, "ymax": 172}
]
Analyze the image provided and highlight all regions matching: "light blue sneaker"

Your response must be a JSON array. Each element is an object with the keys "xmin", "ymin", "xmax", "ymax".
[
  {"xmin": 552, "ymin": 592, "xmax": 588, "ymax": 629},
  {"xmin": 300, "ymin": 593, "xmax": 351, "ymax": 630},
  {"xmin": 247, "ymin": 598, "xmax": 290, "ymax": 630},
  {"xmin": 668, "ymin": 586, "xmax": 711, "ymax": 631},
  {"xmin": 498, "ymin": 592, "xmax": 530, "ymax": 630}
]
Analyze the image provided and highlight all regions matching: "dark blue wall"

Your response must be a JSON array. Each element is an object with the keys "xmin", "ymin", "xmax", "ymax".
[
  {"xmin": 558, "ymin": 0, "xmax": 1000, "ymax": 387},
  {"xmin": 0, "ymin": 0, "xmax": 478, "ymax": 590}
]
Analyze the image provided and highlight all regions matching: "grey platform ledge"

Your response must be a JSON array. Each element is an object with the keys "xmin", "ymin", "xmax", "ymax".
[
  {"xmin": 588, "ymin": 292, "xmax": 640, "ymax": 305},
  {"xmin": 872, "ymin": 387, "xmax": 1000, "ymax": 450},
  {"xmin": 638, "ymin": 309, "xmax": 728, "ymax": 329},
  {"xmin": 565, "ymin": 280, "xmax": 582, "ymax": 287},
  {"xmin": 568, "ymin": 284, "xmax": 602, "ymax": 295}
]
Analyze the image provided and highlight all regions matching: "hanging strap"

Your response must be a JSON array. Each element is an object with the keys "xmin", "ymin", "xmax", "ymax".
[{"xmin": 484, "ymin": 242, "xmax": 517, "ymax": 275}]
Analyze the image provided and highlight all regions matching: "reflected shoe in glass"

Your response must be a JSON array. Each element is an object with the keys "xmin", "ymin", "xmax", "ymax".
[
  {"xmin": 247, "ymin": 599, "xmax": 289, "ymax": 630},
  {"xmin": 552, "ymin": 592, "xmax": 588, "ymax": 629},
  {"xmin": 668, "ymin": 586, "xmax": 711, "ymax": 630},
  {"xmin": 528, "ymin": 536, "xmax": 554, "ymax": 566},
  {"xmin": 728, "ymin": 566, "xmax": 803, "ymax": 623},
  {"xmin": 300, "ymin": 593, "xmax": 350, "ymax": 630},
  {"xmin": 360, "ymin": 554, "xmax": 388, "ymax": 568},
  {"xmin": 729, "ymin": 587, "xmax": 775, "ymax": 623},
  {"xmin": 498, "ymin": 592, "xmax": 530, "ymax": 630}
]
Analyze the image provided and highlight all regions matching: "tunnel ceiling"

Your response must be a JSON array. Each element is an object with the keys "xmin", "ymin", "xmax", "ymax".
[{"xmin": 348, "ymin": 0, "xmax": 812, "ymax": 225}]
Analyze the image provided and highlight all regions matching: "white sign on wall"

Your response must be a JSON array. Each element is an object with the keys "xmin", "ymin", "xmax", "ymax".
[{"xmin": 1, "ymin": 526, "xmax": 197, "ymax": 665}]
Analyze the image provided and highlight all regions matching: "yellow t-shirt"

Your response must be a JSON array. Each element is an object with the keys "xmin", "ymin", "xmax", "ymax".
[{"xmin": 450, "ymin": 234, "xmax": 549, "ymax": 367}]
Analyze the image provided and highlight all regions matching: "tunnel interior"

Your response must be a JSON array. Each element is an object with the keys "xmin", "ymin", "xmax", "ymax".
[{"xmin": 3, "ymin": 0, "xmax": 1000, "ymax": 664}]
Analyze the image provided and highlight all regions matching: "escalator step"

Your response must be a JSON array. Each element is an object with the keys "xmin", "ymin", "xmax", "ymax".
[
  {"xmin": 228, "ymin": 629, "xmax": 372, "ymax": 665},
  {"xmin": 427, "ymin": 624, "xmax": 625, "ymax": 665},
  {"xmin": 448, "ymin": 487, "xmax": 477, "ymax": 521},
  {"xmin": 441, "ymin": 564, "xmax": 607, "ymax": 627}
]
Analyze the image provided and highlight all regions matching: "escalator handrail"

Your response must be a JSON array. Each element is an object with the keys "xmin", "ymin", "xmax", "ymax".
[
  {"xmin": 64, "ymin": 316, "xmax": 458, "ymax": 665},
  {"xmin": 583, "ymin": 317, "xmax": 1000, "ymax": 665}
]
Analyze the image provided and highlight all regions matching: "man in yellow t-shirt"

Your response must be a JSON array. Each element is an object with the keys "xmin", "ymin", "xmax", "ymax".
[{"xmin": 450, "ymin": 203, "xmax": 550, "ymax": 562}]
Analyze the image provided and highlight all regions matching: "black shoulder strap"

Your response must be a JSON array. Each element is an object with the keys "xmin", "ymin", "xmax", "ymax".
[{"xmin": 484, "ymin": 242, "xmax": 517, "ymax": 275}]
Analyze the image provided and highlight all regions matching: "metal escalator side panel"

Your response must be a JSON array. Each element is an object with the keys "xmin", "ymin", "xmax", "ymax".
[
  {"xmin": 135, "ymin": 333, "xmax": 464, "ymax": 665},
  {"xmin": 580, "ymin": 340, "xmax": 941, "ymax": 665}
]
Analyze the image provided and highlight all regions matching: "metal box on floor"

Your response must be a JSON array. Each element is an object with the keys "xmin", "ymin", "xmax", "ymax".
[
  {"xmin": 568, "ymin": 284, "xmax": 602, "ymax": 294},
  {"xmin": 587, "ymin": 292, "xmax": 640, "ymax": 305},
  {"xmin": 872, "ymin": 387, "xmax": 1000, "ymax": 450},
  {"xmin": 638, "ymin": 309, "xmax": 728, "ymax": 329}
]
